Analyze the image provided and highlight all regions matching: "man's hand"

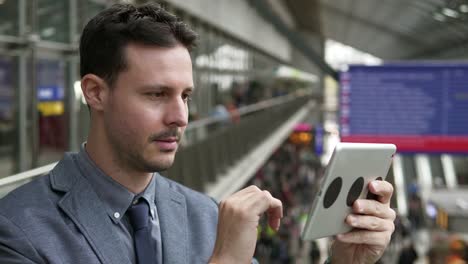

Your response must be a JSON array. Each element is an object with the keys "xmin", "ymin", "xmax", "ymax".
[
  {"xmin": 331, "ymin": 180, "xmax": 396, "ymax": 264},
  {"xmin": 209, "ymin": 185, "xmax": 283, "ymax": 264}
]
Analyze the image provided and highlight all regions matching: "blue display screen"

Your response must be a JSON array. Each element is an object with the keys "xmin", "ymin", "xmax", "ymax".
[{"xmin": 340, "ymin": 64, "xmax": 468, "ymax": 153}]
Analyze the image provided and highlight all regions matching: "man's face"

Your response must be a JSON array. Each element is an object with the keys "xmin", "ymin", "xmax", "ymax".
[{"xmin": 103, "ymin": 43, "xmax": 193, "ymax": 172}]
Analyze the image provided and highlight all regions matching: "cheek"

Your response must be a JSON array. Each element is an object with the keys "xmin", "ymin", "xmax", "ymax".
[
  {"xmin": 107, "ymin": 111, "xmax": 138, "ymax": 140},
  {"xmin": 124, "ymin": 110, "xmax": 152, "ymax": 133},
  {"xmin": 107, "ymin": 94, "xmax": 166, "ymax": 138},
  {"xmin": 120, "ymin": 105, "xmax": 165, "ymax": 135},
  {"xmin": 107, "ymin": 102, "xmax": 146, "ymax": 138}
]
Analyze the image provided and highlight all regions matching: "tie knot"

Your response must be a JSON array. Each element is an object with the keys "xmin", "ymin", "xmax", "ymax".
[{"xmin": 127, "ymin": 201, "xmax": 150, "ymax": 231}]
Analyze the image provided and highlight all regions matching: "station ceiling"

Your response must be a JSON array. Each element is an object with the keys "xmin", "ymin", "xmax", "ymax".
[
  {"xmin": 285, "ymin": 0, "xmax": 468, "ymax": 60},
  {"xmin": 3, "ymin": 0, "xmax": 467, "ymax": 62}
]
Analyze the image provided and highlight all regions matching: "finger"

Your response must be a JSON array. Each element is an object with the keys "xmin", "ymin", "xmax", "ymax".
[
  {"xmin": 218, "ymin": 186, "xmax": 264, "ymax": 218},
  {"xmin": 235, "ymin": 188, "xmax": 280, "ymax": 218},
  {"xmin": 237, "ymin": 186, "xmax": 271, "ymax": 208},
  {"xmin": 353, "ymin": 199, "xmax": 396, "ymax": 220},
  {"xmin": 345, "ymin": 214, "xmax": 395, "ymax": 232},
  {"xmin": 368, "ymin": 180, "xmax": 394, "ymax": 204},
  {"xmin": 223, "ymin": 186, "xmax": 283, "ymax": 229},
  {"xmin": 225, "ymin": 185, "xmax": 263, "ymax": 206},
  {"xmin": 336, "ymin": 230, "xmax": 392, "ymax": 247},
  {"xmin": 262, "ymin": 190, "xmax": 283, "ymax": 230},
  {"xmin": 231, "ymin": 185, "xmax": 262, "ymax": 198}
]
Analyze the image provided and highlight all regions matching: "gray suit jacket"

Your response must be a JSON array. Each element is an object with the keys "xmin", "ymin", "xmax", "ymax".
[{"xmin": 0, "ymin": 153, "xmax": 219, "ymax": 263}]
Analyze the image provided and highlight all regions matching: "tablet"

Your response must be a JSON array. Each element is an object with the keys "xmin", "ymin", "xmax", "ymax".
[{"xmin": 301, "ymin": 142, "xmax": 396, "ymax": 241}]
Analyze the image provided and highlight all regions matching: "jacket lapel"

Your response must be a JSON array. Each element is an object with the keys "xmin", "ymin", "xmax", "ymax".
[
  {"xmin": 154, "ymin": 175, "xmax": 188, "ymax": 264},
  {"xmin": 50, "ymin": 154, "xmax": 129, "ymax": 264}
]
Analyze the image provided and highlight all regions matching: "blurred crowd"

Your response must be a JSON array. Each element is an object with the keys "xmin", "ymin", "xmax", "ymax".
[{"xmin": 245, "ymin": 140, "xmax": 324, "ymax": 263}]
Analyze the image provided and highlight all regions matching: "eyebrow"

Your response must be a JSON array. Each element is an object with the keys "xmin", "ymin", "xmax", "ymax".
[{"xmin": 138, "ymin": 84, "xmax": 194, "ymax": 92}]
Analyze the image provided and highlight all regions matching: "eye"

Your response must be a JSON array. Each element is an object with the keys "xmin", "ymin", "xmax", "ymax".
[
  {"xmin": 147, "ymin": 92, "xmax": 165, "ymax": 98},
  {"xmin": 182, "ymin": 93, "xmax": 193, "ymax": 102}
]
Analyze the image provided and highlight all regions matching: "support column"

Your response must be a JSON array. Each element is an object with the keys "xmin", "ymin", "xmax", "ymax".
[
  {"xmin": 415, "ymin": 154, "xmax": 432, "ymax": 202},
  {"xmin": 16, "ymin": 0, "xmax": 29, "ymax": 172},
  {"xmin": 67, "ymin": 0, "xmax": 79, "ymax": 151},
  {"xmin": 441, "ymin": 154, "xmax": 457, "ymax": 189},
  {"xmin": 393, "ymin": 154, "xmax": 408, "ymax": 216}
]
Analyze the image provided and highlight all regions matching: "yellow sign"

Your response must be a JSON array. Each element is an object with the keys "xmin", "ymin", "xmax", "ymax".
[
  {"xmin": 289, "ymin": 132, "xmax": 312, "ymax": 146},
  {"xmin": 436, "ymin": 208, "xmax": 448, "ymax": 230},
  {"xmin": 37, "ymin": 101, "xmax": 64, "ymax": 116}
]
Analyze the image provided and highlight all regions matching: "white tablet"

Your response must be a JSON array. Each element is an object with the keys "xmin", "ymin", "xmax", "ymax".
[{"xmin": 301, "ymin": 142, "xmax": 396, "ymax": 241}]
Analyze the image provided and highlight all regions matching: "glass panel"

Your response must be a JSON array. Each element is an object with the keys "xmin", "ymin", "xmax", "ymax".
[
  {"xmin": 78, "ymin": 0, "xmax": 105, "ymax": 32},
  {"xmin": 402, "ymin": 155, "xmax": 425, "ymax": 228},
  {"xmin": 0, "ymin": 0, "xmax": 19, "ymax": 36},
  {"xmin": 385, "ymin": 164, "xmax": 397, "ymax": 208},
  {"xmin": 453, "ymin": 155, "xmax": 468, "ymax": 186},
  {"xmin": 36, "ymin": 58, "xmax": 67, "ymax": 166},
  {"xmin": 401, "ymin": 155, "xmax": 417, "ymax": 191},
  {"xmin": 429, "ymin": 155, "xmax": 446, "ymax": 188},
  {"xmin": 37, "ymin": 0, "xmax": 69, "ymax": 42},
  {"xmin": 0, "ymin": 55, "xmax": 17, "ymax": 177},
  {"xmin": 194, "ymin": 25, "xmax": 210, "ymax": 117}
]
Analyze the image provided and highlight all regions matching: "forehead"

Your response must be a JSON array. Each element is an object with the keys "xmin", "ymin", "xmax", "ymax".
[
  {"xmin": 124, "ymin": 43, "xmax": 191, "ymax": 68},
  {"xmin": 120, "ymin": 43, "xmax": 193, "ymax": 86}
]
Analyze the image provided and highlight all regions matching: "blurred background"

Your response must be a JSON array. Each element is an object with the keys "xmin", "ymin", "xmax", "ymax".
[{"xmin": 0, "ymin": 0, "xmax": 468, "ymax": 263}]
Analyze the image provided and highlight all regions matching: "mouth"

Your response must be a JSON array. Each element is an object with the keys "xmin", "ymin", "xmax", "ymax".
[
  {"xmin": 153, "ymin": 137, "xmax": 179, "ymax": 151},
  {"xmin": 155, "ymin": 137, "xmax": 178, "ymax": 142}
]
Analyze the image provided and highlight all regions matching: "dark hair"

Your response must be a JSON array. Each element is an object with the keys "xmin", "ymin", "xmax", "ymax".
[{"xmin": 79, "ymin": 3, "xmax": 197, "ymax": 86}]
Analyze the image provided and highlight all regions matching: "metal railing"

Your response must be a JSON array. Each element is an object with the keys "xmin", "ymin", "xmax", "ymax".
[
  {"xmin": 182, "ymin": 92, "xmax": 309, "ymax": 145},
  {"xmin": 0, "ymin": 93, "xmax": 312, "ymax": 197},
  {"xmin": 0, "ymin": 163, "xmax": 57, "ymax": 198},
  {"xmin": 165, "ymin": 93, "xmax": 311, "ymax": 191}
]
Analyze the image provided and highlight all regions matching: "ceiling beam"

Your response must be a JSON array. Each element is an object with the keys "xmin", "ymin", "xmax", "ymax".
[
  {"xmin": 249, "ymin": 0, "xmax": 338, "ymax": 80},
  {"xmin": 406, "ymin": 37, "xmax": 468, "ymax": 59},
  {"xmin": 284, "ymin": 0, "xmax": 322, "ymax": 34},
  {"xmin": 321, "ymin": 2, "xmax": 427, "ymax": 48}
]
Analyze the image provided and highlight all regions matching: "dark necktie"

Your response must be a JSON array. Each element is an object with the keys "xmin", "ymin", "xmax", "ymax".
[{"xmin": 127, "ymin": 201, "xmax": 155, "ymax": 264}]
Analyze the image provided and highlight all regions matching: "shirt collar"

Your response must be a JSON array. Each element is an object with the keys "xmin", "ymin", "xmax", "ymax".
[
  {"xmin": 133, "ymin": 174, "xmax": 157, "ymax": 220},
  {"xmin": 76, "ymin": 143, "xmax": 156, "ymax": 224}
]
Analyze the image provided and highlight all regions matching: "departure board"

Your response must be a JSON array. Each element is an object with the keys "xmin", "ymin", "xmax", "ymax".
[{"xmin": 340, "ymin": 64, "xmax": 468, "ymax": 153}]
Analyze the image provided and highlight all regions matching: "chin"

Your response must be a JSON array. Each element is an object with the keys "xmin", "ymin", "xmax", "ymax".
[
  {"xmin": 144, "ymin": 157, "xmax": 175, "ymax": 172},
  {"xmin": 140, "ymin": 148, "xmax": 177, "ymax": 171}
]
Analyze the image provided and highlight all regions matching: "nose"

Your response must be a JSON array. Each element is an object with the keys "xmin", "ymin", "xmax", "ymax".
[{"xmin": 164, "ymin": 97, "xmax": 188, "ymax": 128}]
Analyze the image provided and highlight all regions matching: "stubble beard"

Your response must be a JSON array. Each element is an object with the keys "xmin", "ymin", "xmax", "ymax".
[
  {"xmin": 109, "ymin": 130, "xmax": 182, "ymax": 173},
  {"xmin": 119, "ymin": 141, "xmax": 178, "ymax": 173},
  {"xmin": 140, "ymin": 149, "xmax": 177, "ymax": 172}
]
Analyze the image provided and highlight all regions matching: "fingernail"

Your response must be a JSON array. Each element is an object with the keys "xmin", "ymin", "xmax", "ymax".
[
  {"xmin": 372, "ymin": 181, "xmax": 379, "ymax": 191},
  {"xmin": 355, "ymin": 201, "xmax": 363, "ymax": 213}
]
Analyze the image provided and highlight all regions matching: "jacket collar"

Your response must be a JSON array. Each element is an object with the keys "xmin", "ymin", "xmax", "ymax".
[
  {"xmin": 50, "ymin": 153, "xmax": 130, "ymax": 264},
  {"xmin": 50, "ymin": 153, "xmax": 188, "ymax": 264},
  {"xmin": 154, "ymin": 174, "xmax": 188, "ymax": 264}
]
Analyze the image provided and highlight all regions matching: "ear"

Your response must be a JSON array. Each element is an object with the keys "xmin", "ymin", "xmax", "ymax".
[{"xmin": 81, "ymin": 74, "xmax": 109, "ymax": 112}]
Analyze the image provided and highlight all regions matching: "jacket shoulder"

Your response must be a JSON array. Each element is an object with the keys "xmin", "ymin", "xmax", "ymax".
[
  {"xmin": 0, "ymin": 174, "xmax": 55, "ymax": 217},
  {"xmin": 0, "ymin": 175, "xmax": 54, "ymax": 264}
]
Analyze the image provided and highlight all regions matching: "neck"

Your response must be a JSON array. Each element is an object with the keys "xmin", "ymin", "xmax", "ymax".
[{"xmin": 85, "ymin": 127, "xmax": 152, "ymax": 194}]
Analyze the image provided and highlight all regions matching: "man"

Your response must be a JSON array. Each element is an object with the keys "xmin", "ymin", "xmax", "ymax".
[{"xmin": 0, "ymin": 3, "xmax": 396, "ymax": 264}]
